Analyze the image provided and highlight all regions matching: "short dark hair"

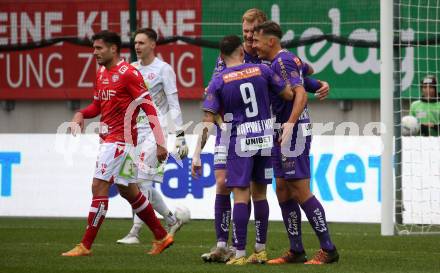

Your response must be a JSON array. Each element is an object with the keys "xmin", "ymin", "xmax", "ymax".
[
  {"xmin": 134, "ymin": 28, "xmax": 158, "ymax": 42},
  {"xmin": 254, "ymin": 21, "xmax": 282, "ymax": 40},
  {"xmin": 92, "ymin": 30, "xmax": 122, "ymax": 53},
  {"xmin": 219, "ymin": 35, "xmax": 242, "ymax": 56}
]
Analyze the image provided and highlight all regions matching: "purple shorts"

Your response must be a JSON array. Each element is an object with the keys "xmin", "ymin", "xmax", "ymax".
[
  {"xmin": 272, "ymin": 141, "xmax": 311, "ymax": 180},
  {"xmin": 225, "ymin": 153, "xmax": 273, "ymax": 188}
]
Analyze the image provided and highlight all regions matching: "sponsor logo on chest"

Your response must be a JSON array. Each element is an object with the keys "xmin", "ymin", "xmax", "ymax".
[{"xmin": 98, "ymin": 89, "xmax": 116, "ymax": 101}]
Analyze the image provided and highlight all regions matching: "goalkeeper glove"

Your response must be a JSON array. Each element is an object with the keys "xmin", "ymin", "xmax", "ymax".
[{"xmin": 175, "ymin": 130, "xmax": 189, "ymax": 159}]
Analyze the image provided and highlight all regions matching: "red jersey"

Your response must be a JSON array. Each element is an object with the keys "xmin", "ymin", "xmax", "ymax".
[{"xmin": 82, "ymin": 60, "xmax": 154, "ymax": 144}]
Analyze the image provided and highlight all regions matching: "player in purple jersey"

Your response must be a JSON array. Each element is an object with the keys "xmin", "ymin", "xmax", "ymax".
[
  {"xmin": 253, "ymin": 21, "xmax": 339, "ymax": 265},
  {"xmin": 201, "ymin": 8, "xmax": 331, "ymax": 264},
  {"xmin": 199, "ymin": 9, "xmax": 270, "ymax": 264},
  {"xmin": 192, "ymin": 35, "xmax": 295, "ymax": 265}
]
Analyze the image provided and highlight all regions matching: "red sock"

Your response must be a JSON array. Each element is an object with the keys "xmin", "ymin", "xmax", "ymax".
[
  {"xmin": 81, "ymin": 196, "xmax": 108, "ymax": 249},
  {"xmin": 130, "ymin": 192, "xmax": 167, "ymax": 240}
]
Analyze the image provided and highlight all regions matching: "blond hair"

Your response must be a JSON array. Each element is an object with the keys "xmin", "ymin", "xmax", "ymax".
[{"xmin": 242, "ymin": 8, "xmax": 267, "ymax": 24}]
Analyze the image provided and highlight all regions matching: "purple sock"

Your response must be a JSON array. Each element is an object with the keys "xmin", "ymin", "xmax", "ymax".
[
  {"xmin": 214, "ymin": 194, "xmax": 231, "ymax": 243},
  {"xmin": 301, "ymin": 196, "xmax": 335, "ymax": 251},
  {"xmin": 232, "ymin": 203, "xmax": 249, "ymax": 251},
  {"xmin": 253, "ymin": 199, "xmax": 269, "ymax": 244},
  {"xmin": 279, "ymin": 199, "xmax": 304, "ymax": 253},
  {"xmin": 231, "ymin": 202, "xmax": 250, "ymax": 245}
]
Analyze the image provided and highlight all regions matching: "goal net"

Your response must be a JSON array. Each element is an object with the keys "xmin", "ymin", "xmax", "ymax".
[{"xmin": 393, "ymin": 0, "xmax": 440, "ymax": 234}]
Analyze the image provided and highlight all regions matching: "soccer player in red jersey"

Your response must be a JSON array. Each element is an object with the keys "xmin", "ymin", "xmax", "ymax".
[{"xmin": 62, "ymin": 31, "xmax": 173, "ymax": 256}]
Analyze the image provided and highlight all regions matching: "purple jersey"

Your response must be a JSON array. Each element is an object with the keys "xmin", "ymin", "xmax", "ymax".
[
  {"xmin": 270, "ymin": 50, "xmax": 311, "ymax": 125},
  {"xmin": 211, "ymin": 48, "xmax": 267, "ymax": 150},
  {"xmin": 210, "ymin": 47, "xmax": 267, "ymax": 164},
  {"xmin": 203, "ymin": 63, "xmax": 286, "ymax": 158},
  {"xmin": 270, "ymin": 50, "xmax": 312, "ymax": 179}
]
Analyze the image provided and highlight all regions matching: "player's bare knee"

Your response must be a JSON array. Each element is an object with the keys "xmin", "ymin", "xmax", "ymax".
[
  {"xmin": 216, "ymin": 185, "xmax": 231, "ymax": 195},
  {"xmin": 215, "ymin": 170, "xmax": 230, "ymax": 195},
  {"xmin": 232, "ymin": 187, "xmax": 250, "ymax": 203},
  {"xmin": 251, "ymin": 192, "xmax": 266, "ymax": 201},
  {"xmin": 215, "ymin": 170, "xmax": 226, "ymax": 183},
  {"xmin": 288, "ymin": 178, "xmax": 312, "ymax": 204},
  {"xmin": 216, "ymin": 181, "xmax": 230, "ymax": 195},
  {"xmin": 275, "ymin": 182, "xmax": 288, "ymax": 193},
  {"xmin": 116, "ymin": 185, "xmax": 129, "ymax": 198},
  {"xmin": 275, "ymin": 178, "xmax": 289, "ymax": 200},
  {"xmin": 251, "ymin": 182, "xmax": 267, "ymax": 201},
  {"xmin": 92, "ymin": 178, "xmax": 110, "ymax": 196},
  {"xmin": 116, "ymin": 184, "xmax": 138, "ymax": 200},
  {"xmin": 275, "ymin": 187, "xmax": 290, "ymax": 202},
  {"xmin": 289, "ymin": 191, "xmax": 302, "ymax": 203}
]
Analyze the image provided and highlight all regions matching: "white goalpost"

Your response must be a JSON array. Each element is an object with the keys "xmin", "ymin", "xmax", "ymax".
[{"xmin": 380, "ymin": 0, "xmax": 395, "ymax": 236}]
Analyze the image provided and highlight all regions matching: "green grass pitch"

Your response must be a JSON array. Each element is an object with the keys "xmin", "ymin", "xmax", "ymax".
[{"xmin": 0, "ymin": 218, "xmax": 439, "ymax": 273}]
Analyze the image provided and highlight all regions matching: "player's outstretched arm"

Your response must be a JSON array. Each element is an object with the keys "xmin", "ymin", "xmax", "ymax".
[
  {"xmin": 69, "ymin": 112, "xmax": 84, "ymax": 136},
  {"xmin": 69, "ymin": 100, "xmax": 101, "ymax": 136},
  {"xmin": 278, "ymin": 79, "xmax": 328, "ymax": 101},
  {"xmin": 303, "ymin": 77, "xmax": 330, "ymax": 100},
  {"xmin": 191, "ymin": 111, "xmax": 216, "ymax": 179},
  {"xmin": 315, "ymin": 80, "xmax": 330, "ymax": 100}
]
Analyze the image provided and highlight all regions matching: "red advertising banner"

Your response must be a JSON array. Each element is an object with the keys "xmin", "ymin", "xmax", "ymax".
[{"xmin": 0, "ymin": 0, "xmax": 203, "ymax": 100}]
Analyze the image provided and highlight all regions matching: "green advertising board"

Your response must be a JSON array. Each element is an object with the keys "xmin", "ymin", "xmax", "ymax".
[{"xmin": 201, "ymin": 0, "xmax": 439, "ymax": 100}]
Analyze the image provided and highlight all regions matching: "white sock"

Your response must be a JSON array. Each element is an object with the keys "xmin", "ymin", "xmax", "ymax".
[
  {"xmin": 150, "ymin": 187, "xmax": 177, "ymax": 226},
  {"xmin": 255, "ymin": 243, "xmax": 266, "ymax": 253},
  {"xmin": 217, "ymin": 241, "xmax": 227, "ymax": 248},
  {"xmin": 129, "ymin": 214, "xmax": 143, "ymax": 236},
  {"xmin": 235, "ymin": 250, "xmax": 246, "ymax": 258},
  {"xmin": 164, "ymin": 211, "xmax": 177, "ymax": 226}
]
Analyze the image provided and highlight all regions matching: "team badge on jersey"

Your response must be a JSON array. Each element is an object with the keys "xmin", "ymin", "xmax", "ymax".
[
  {"xmin": 112, "ymin": 74, "xmax": 119, "ymax": 82},
  {"xmin": 147, "ymin": 73, "xmax": 156, "ymax": 80},
  {"xmin": 282, "ymin": 160, "xmax": 295, "ymax": 171}
]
